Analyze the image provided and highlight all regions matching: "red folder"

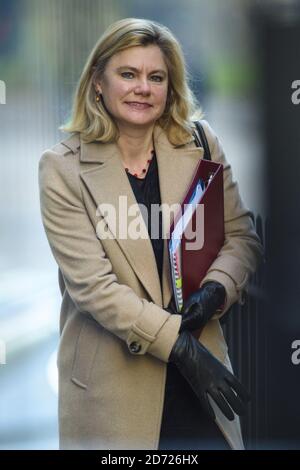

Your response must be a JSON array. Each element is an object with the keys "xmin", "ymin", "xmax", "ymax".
[{"xmin": 168, "ymin": 158, "xmax": 224, "ymax": 338}]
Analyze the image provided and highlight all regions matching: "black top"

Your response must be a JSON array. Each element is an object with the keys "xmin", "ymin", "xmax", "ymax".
[{"xmin": 126, "ymin": 151, "xmax": 164, "ymax": 287}]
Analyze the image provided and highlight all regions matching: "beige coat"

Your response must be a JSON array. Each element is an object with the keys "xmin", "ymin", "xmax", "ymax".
[{"xmin": 38, "ymin": 119, "xmax": 263, "ymax": 450}]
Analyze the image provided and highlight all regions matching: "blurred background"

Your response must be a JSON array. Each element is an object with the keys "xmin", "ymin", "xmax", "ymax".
[{"xmin": 0, "ymin": 0, "xmax": 299, "ymax": 450}]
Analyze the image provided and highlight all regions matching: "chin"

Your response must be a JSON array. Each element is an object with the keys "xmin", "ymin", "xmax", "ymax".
[{"xmin": 122, "ymin": 116, "xmax": 156, "ymax": 127}]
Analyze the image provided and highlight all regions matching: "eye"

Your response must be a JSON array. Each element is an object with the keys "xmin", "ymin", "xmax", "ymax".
[
  {"xmin": 121, "ymin": 72, "xmax": 134, "ymax": 79},
  {"xmin": 151, "ymin": 75, "xmax": 164, "ymax": 82},
  {"xmin": 151, "ymin": 75, "xmax": 163, "ymax": 82},
  {"xmin": 120, "ymin": 72, "xmax": 164, "ymax": 82}
]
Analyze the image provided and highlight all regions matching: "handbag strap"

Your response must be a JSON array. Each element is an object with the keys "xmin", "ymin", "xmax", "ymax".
[{"xmin": 193, "ymin": 120, "xmax": 211, "ymax": 161}]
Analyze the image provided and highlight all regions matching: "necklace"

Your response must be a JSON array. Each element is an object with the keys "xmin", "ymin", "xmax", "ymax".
[{"xmin": 125, "ymin": 149, "xmax": 155, "ymax": 179}]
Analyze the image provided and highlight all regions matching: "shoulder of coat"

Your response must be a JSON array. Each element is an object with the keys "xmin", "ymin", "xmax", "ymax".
[
  {"xmin": 198, "ymin": 119, "xmax": 218, "ymax": 147},
  {"xmin": 50, "ymin": 133, "xmax": 81, "ymax": 156}
]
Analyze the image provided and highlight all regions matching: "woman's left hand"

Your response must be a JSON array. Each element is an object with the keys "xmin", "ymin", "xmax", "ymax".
[
  {"xmin": 165, "ymin": 296, "xmax": 177, "ymax": 315},
  {"xmin": 178, "ymin": 281, "xmax": 226, "ymax": 333}
]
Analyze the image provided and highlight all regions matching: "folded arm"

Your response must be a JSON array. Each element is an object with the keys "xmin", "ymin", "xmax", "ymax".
[
  {"xmin": 39, "ymin": 150, "xmax": 182, "ymax": 362},
  {"xmin": 198, "ymin": 121, "xmax": 264, "ymax": 319}
]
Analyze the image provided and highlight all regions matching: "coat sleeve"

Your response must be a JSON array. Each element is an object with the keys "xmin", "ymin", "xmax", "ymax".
[
  {"xmin": 199, "ymin": 120, "xmax": 264, "ymax": 318},
  {"xmin": 38, "ymin": 149, "xmax": 182, "ymax": 363}
]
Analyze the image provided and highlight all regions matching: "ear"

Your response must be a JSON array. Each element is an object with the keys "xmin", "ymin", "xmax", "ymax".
[{"xmin": 94, "ymin": 82, "xmax": 102, "ymax": 94}]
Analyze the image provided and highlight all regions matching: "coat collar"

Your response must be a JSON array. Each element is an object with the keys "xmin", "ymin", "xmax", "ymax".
[{"xmin": 63, "ymin": 124, "xmax": 204, "ymax": 307}]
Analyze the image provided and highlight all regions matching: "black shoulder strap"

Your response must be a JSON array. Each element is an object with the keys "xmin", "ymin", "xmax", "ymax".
[{"xmin": 193, "ymin": 120, "xmax": 211, "ymax": 161}]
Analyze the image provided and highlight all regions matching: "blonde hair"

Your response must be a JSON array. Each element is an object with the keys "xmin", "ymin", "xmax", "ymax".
[{"xmin": 60, "ymin": 17, "xmax": 203, "ymax": 145}]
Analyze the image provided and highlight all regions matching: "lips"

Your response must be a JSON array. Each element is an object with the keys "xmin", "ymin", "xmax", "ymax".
[{"xmin": 125, "ymin": 102, "xmax": 152, "ymax": 109}]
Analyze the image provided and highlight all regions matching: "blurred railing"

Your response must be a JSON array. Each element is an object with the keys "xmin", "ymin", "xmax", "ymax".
[{"xmin": 221, "ymin": 214, "xmax": 268, "ymax": 450}]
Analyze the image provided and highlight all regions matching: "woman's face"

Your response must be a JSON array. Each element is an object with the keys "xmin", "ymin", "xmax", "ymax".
[{"xmin": 95, "ymin": 45, "xmax": 169, "ymax": 131}]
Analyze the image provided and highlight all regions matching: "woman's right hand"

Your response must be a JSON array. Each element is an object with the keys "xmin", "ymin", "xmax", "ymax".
[{"xmin": 169, "ymin": 330, "xmax": 250, "ymax": 421}]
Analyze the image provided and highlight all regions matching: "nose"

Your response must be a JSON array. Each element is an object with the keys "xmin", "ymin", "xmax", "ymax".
[{"xmin": 134, "ymin": 77, "xmax": 151, "ymax": 95}]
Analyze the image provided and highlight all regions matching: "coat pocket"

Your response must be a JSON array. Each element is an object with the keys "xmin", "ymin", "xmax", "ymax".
[{"xmin": 71, "ymin": 316, "xmax": 100, "ymax": 389}]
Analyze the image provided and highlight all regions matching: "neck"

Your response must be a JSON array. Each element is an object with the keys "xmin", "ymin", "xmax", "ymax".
[{"xmin": 116, "ymin": 123, "xmax": 155, "ymax": 165}]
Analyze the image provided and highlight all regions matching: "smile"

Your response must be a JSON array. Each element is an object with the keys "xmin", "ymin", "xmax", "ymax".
[{"xmin": 125, "ymin": 102, "xmax": 152, "ymax": 110}]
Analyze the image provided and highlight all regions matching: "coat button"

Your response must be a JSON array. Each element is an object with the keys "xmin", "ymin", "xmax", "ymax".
[{"xmin": 129, "ymin": 341, "xmax": 141, "ymax": 353}]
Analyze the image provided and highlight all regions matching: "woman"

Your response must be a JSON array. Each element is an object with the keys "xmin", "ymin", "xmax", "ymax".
[{"xmin": 38, "ymin": 18, "xmax": 263, "ymax": 450}]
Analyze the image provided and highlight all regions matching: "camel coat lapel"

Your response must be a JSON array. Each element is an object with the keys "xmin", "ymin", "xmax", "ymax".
[{"xmin": 78, "ymin": 124, "xmax": 204, "ymax": 308}]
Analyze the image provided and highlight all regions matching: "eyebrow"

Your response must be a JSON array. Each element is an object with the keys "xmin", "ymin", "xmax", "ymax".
[{"xmin": 115, "ymin": 66, "xmax": 167, "ymax": 76}]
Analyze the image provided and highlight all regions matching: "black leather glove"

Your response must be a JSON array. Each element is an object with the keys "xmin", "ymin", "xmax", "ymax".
[
  {"xmin": 169, "ymin": 330, "xmax": 250, "ymax": 421},
  {"xmin": 164, "ymin": 296, "xmax": 177, "ymax": 315},
  {"xmin": 179, "ymin": 281, "xmax": 226, "ymax": 333}
]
